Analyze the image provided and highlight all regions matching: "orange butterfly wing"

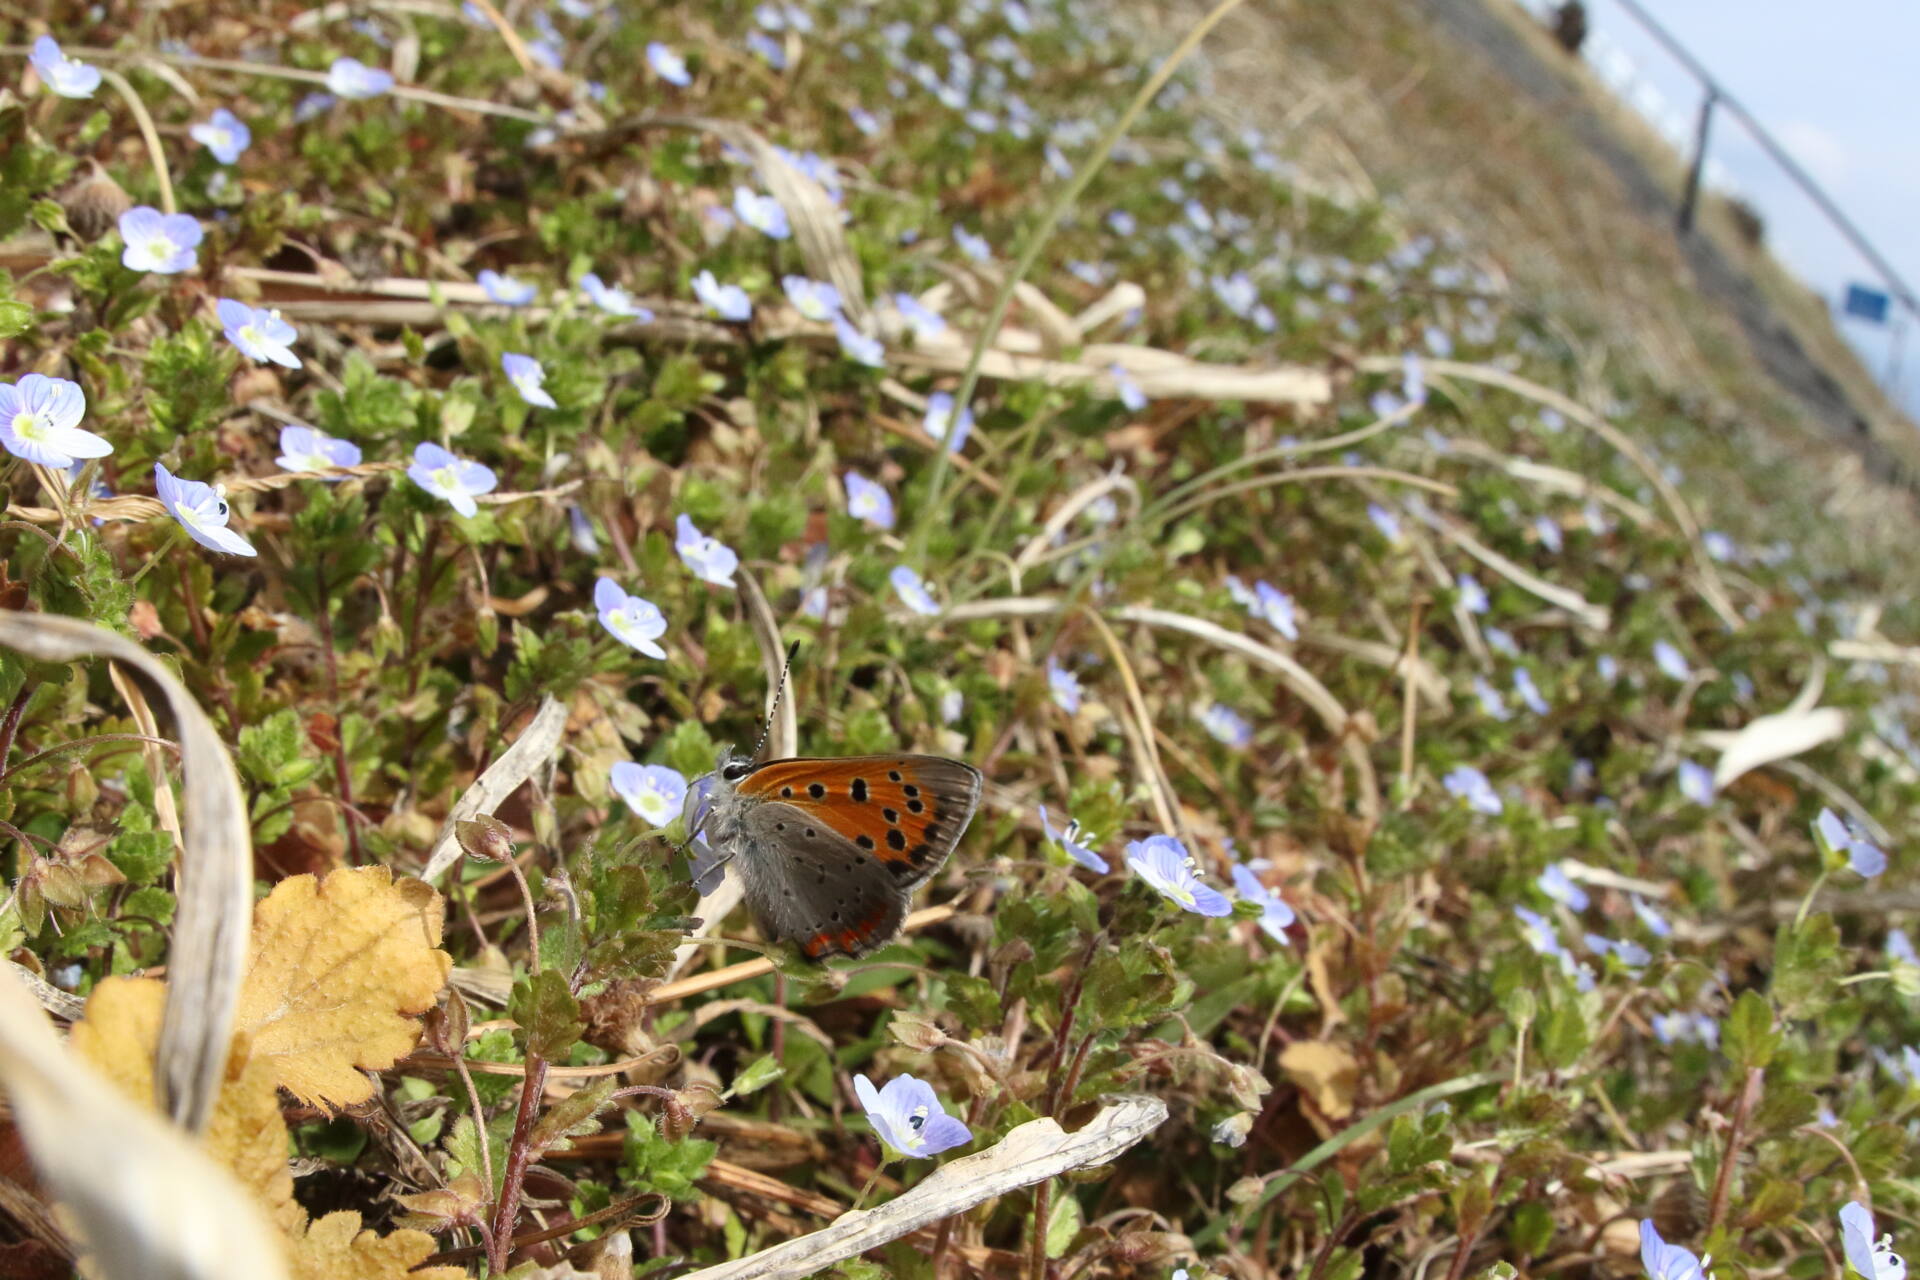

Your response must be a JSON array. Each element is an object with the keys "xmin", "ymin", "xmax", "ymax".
[{"xmin": 737, "ymin": 755, "xmax": 983, "ymax": 888}]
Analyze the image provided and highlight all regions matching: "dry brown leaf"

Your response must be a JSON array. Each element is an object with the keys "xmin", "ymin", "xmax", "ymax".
[
  {"xmin": 234, "ymin": 867, "xmax": 452, "ymax": 1108},
  {"xmin": 1279, "ymin": 1040, "xmax": 1360, "ymax": 1121},
  {"xmin": 67, "ymin": 977, "xmax": 303, "ymax": 1234},
  {"xmin": 285, "ymin": 1212, "xmax": 461, "ymax": 1280}
]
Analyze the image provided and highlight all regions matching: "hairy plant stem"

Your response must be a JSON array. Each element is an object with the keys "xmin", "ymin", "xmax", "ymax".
[
  {"xmin": 486, "ymin": 1055, "xmax": 549, "ymax": 1275},
  {"xmin": 1704, "ymin": 1066, "xmax": 1764, "ymax": 1240},
  {"xmin": 1027, "ymin": 1177, "xmax": 1053, "ymax": 1280}
]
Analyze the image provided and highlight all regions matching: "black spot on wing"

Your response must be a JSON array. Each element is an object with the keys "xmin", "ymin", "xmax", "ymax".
[
  {"xmin": 886, "ymin": 829, "xmax": 907, "ymax": 851},
  {"xmin": 850, "ymin": 778, "xmax": 868, "ymax": 802}
]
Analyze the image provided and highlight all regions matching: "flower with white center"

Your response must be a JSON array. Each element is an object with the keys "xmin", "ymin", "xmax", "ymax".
[
  {"xmin": 1597, "ymin": 653, "xmax": 1620, "ymax": 682},
  {"xmin": 783, "ymin": 275, "xmax": 842, "ymax": 323},
  {"xmin": 1109, "ymin": 364, "xmax": 1147, "ymax": 412},
  {"xmin": 890, "ymin": 565, "xmax": 940, "ymax": 616},
  {"xmin": 1231, "ymin": 863, "xmax": 1296, "ymax": 942},
  {"xmin": 1677, "ymin": 759, "xmax": 1714, "ymax": 805},
  {"xmin": 568, "ymin": 505, "xmax": 599, "ymax": 555},
  {"xmin": 843, "ymin": 471, "xmax": 895, "ymax": 531},
  {"xmin": 1512, "ymin": 668, "xmax": 1548, "ymax": 715},
  {"xmin": 1514, "ymin": 906, "xmax": 1564, "ymax": 960},
  {"xmin": 1703, "ymin": 530, "xmax": 1735, "ymax": 561},
  {"xmin": 1639, "ymin": 1221, "xmax": 1712, "ymax": 1280},
  {"xmin": 1367, "ymin": 502, "xmax": 1403, "ymax": 543},
  {"xmin": 1250, "ymin": 581, "xmax": 1298, "ymax": 640},
  {"xmin": 1631, "ymin": 895, "xmax": 1672, "ymax": 938},
  {"xmin": 1652, "ymin": 640, "xmax": 1691, "ymax": 681},
  {"xmin": 407, "ymin": 442, "xmax": 497, "ymax": 517},
  {"xmin": 1199, "ymin": 702, "xmax": 1251, "ymax": 748},
  {"xmin": 733, "ymin": 187, "xmax": 791, "ymax": 240},
  {"xmin": 1537, "ymin": 864, "xmax": 1590, "ymax": 911},
  {"xmin": 501, "ymin": 352, "xmax": 557, "ymax": 409},
  {"xmin": 327, "ymin": 56, "xmax": 394, "ymax": 99},
  {"xmin": 834, "ymin": 314, "xmax": 886, "ymax": 367},
  {"xmin": 118, "ymin": 207, "xmax": 203, "ymax": 274},
  {"xmin": 646, "ymin": 41, "xmax": 691, "ymax": 86},
  {"xmin": 1484, "ymin": 626, "xmax": 1520, "ymax": 658},
  {"xmin": 1652, "ymin": 1012, "xmax": 1719, "ymax": 1049},
  {"xmin": 1815, "ymin": 807, "xmax": 1888, "ymax": 878},
  {"xmin": 853, "ymin": 1073, "xmax": 972, "ymax": 1158},
  {"xmin": 1457, "ymin": 573, "xmax": 1489, "ymax": 614},
  {"xmin": 1225, "ymin": 576, "xmax": 1256, "ymax": 607},
  {"xmin": 922, "ymin": 392, "xmax": 974, "ymax": 452},
  {"xmin": 578, "ymin": 272, "xmax": 649, "ymax": 318},
  {"xmin": 1473, "ymin": 676, "xmax": 1511, "ymax": 721},
  {"xmin": 953, "ymin": 226, "xmax": 990, "ymax": 261},
  {"xmin": 1444, "ymin": 765, "xmax": 1501, "ymax": 816},
  {"xmin": 217, "ymin": 298, "xmax": 301, "ymax": 368},
  {"xmin": 275, "ymin": 424, "xmax": 360, "ymax": 475},
  {"xmin": 0, "ymin": 375, "xmax": 109, "ymax": 468},
  {"xmin": 155, "ymin": 463, "xmax": 256, "ymax": 557},
  {"xmin": 1126, "ymin": 834, "xmax": 1232, "ymax": 917},
  {"xmin": 594, "ymin": 578, "xmax": 667, "ymax": 657},
  {"xmin": 674, "ymin": 513, "xmax": 739, "ymax": 588},
  {"xmin": 29, "ymin": 36, "xmax": 100, "ymax": 98},
  {"xmin": 693, "ymin": 270, "xmax": 752, "ymax": 321},
  {"xmin": 610, "ymin": 762, "xmax": 688, "ymax": 827},
  {"xmin": 746, "ymin": 31, "xmax": 787, "ymax": 68},
  {"xmin": 1891, "ymin": 928, "xmax": 1918, "ymax": 967},
  {"xmin": 892, "ymin": 293, "xmax": 946, "ymax": 340},
  {"xmin": 1840, "ymin": 1202, "xmax": 1906, "ymax": 1280},
  {"xmin": 1046, "ymin": 658, "xmax": 1082, "ymax": 715},
  {"xmin": 478, "ymin": 270, "xmax": 536, "ymax": 306},
  {"xmin": 940, "ymin": 688, "xmax": 964, "ymax": 725},
  {"xmin": 1039, "ymin": 804, "xmax": 1109, "ymax": 873},
  {"xmin": 189, "ymin": 108, "xmax": 251, "ymax": 163}
]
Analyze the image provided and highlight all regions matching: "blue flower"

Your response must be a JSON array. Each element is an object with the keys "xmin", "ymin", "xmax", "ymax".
[
  {"xmin": 408, "ymin": 442, "xmax": 497, "ymax": 517},
  {"xmin": 501, "ymin": 352, "xmax": 557, "ymax": 409},
  {"xmin": 1597, "ymin": 653, "xmax": 1619, "ymax": 682},
  {"xmin": 1651, "ymin": 1011, "xmax": 1718, "ymax": 1048},
  {"xmin": 610, "ymin": 762, "xmax": 688, "ymax": 827},
  {"xmin": 1631, "ymin": 896, "xmax": 1672, "ymax": 938},
  {"xmin": 892, "ymin": 293, "xmax": 947, "ymax": 340},
  {"xmin": 594, "ymin": 578, "xmax": 668, "ymax": 657},
  {"xmin": 1534, "ymin": 515, "xmax": 1563, "ymax": 554},
  {"xmin": 478, "ymin": 269, "xmax": 537, "ymax": 306},
  {"xmin": 1231, "ymin": 863, "xmax": 1296, "ymax": 941},
  {"xmin": 1457, "ymin": 573, "xmax": 1489, "ymax": 614},
  {"xmin": 674, "ymin": 514, "xmax": 739, "ymax": 589},
  {"xmin": 1652, "ymin": 640, "xmax": 1691, "ymax": 681},
  {"xmin": 1484, "ymin": 626, "xmax": 1520, "ymax": 658},
  {"xmin": 1443, "ymin": 765, "xmax": 1501, "ymax": 815},
  {"xmin": 1250, "ymin": 581, "xmax": 1298, "ymax": 640},
  {"xmin": 922, "ymin": 392, "xmax": 973, "ymax": 452},
  {"xmin": 843, "ymin": 471, "xmax": 895, "ymax": 530},
  {"xmin": 693, "ymin": 270, "xmax": 752, "ymax": 321},
  {"xmin": 953, "ymin": 226, "xmax": 991, "ymax": 262},
  {"xmin": 1840, "ymin": 1202, "xmax": 1905, "ymax": 1280},
  {"xmin": 1106, "ymin": 209, "xmax": 1136, "ymax": 236},
  {"xmin": 568, "ymin": 504, "xmax": 599, "ymax": 555},
  {"xmin": 0, "ymin": 374, "xmax": 108, "ymax": 468},
  {"xmin": 579, "ymin": 272, "xmax": 649, "ymax": 318},
  {"xmin": 1536, "ymin": 864, "xmax": 1590, "ymax": 911},
  {"xmin": 940, "ymin": 689, "xmax": 964, "ymax": 725},
  {"xmin": 1512, "ymin": 668, "xmax": 1548, "ymax": 715},
  {"xmin": 155, "ymin": 463, "xmax": 256, "ymax": 557},
  {"xmin": 293, "ymin": 92, "xmax": 338, "ymax": 122},
  {"xmin": 1677, "ymin": 760, "xmax": 1714, "ymax": 806},
  {"xmin": 834, "ymin": 314, "xmax": 886, "ymax": 367},
  {"xmin": 118, "ymin": 207, "xmax": 202, "ymax": 274},
  {"xmin": 326, "ymin": 56, "xmax": 395, "ymax": 99},
  {"xmin": 853, "ymin": 1073, "xmax": 972, "ymax": 1158},
  {"xmin": 189, "ymin": 108, "xmax": 251, "ymax": 163},
  {"xmin": 890, "ymin": 565, "xmax": 941, "ymax": 617},
  {"xmin": 645, "ymin": 41, "xmax": 691, "ymax": 85},
  {"xmin": 783, "ymin": 275, "xmax": 842, "ymax": 323},
  {"xmin": 217, "ymin": 299, "xmax": 301, "ymax": 368},
  {"xmin": 1039, "ymin": 804, "xmax": 1109, "ymax": 873},
  {"xmin": 1472, "ymin": 677, "xmax": 1510, "ymax": 721},
  {"xmin": 29, "ymin": 36, "xmax": 100, "ymax": 99},
  {"xmin": 1367, "ymin": 502, "xmax": 1403, "ymax": 544},
  {"xmin": 746, "ymin": 30, "xmax": 788, "ymax": 69},
  {"xmin": 1125, "ymin": 834, "xmax": 1232, "ymax": 916},
  {"xmin": 848, "ymin": 105, "xmax": 883, "ymax": 136},
  {"xmin": 1638, "ymin": 1221, "xmax": 1710, "ymax": 1280},
  {"xmin": 1586, "ymin": 932, "xmax": 1651, "ymax": 970},
  {"xmin": 1199, "ymin": 702, "xmax": 1251, "ymax": 748},
  {"xmin": 733, "ymin": 187, "xmax": 791, "ymax": 240},
  {"xmin": 275, "ymin": 424, "xmax": 360, "ymax": 475},
  {"xmin": 1815, "ymin": 807, "xmax": 1887, "ymax": 878},
  {"xmin": 1046, "ymin": 659, "xmax": 1082, "ymax": 715},
  {"xmin": 1109, "ymin": 364, "xmax": 1147, "ymax": 412}
]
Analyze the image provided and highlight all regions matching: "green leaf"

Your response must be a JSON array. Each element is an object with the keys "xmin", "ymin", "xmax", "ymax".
[
  {"xmin": 1044, "ymin": 1188, "xmax": 1083, "ymax": 1258},
  {"xmin": 509, "ymin": 970, "xmax": 584, "ymax": 1061},
  {"xmin": 1722, "ymin": 991, "xmax": 1778, "ymax": 1071},
  {"xmin": 620, "ymin": 1112, "xmax": 716, "ymax": 1201},
  {"xmin": 728, "ymin": 1054, "xmax": 785, "ymax": 1099},
  {"xmin": 0, "ymin": 298, "xmax": 31, "ymax": 339},
  {"xmin": 1772, "ymin": 914, "xmax": 1845, "ymax": 1019},
  {"xmin": 108, "ymin": 810, "xmax": 173, "ymax": 885}
]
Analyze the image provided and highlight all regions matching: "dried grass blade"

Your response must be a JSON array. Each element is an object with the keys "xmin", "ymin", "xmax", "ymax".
[{"xmin": 421, "ymin": 694, "xmax": 568, "ymax": 883}]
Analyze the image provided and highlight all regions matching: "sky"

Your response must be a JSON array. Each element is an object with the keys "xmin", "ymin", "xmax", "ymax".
[{"xmin": 1520, "ymin": 0, "xmax": 1920, "ymax": 415}]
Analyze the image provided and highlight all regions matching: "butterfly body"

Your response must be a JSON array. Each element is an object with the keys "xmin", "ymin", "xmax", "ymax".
[{"xmin": 688, "ymin": 751, "xmax": 983, "ymax": 959}]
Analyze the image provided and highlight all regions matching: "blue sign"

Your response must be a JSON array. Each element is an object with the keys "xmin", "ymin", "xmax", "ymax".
[{"xmin": 1843, "ymin": 284, "xmax": 1891, "ymax": 324}]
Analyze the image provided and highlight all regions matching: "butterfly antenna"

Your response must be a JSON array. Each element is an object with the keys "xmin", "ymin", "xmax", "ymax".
[{"xmin": 748, "ymin": 639, "xmax": 801, "ymax": 762}]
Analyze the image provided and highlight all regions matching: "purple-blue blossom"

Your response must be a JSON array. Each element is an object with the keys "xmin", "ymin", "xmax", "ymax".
[
  {"xmin": 501, "ymin": 353, "xmax": 557, "ymax": 409},
  {"xmin": 783, "ymin": 275, "xmax": 842, "ymax": 323},
  {"xmin": 853, "ymin": 1073, "xmax": 971, "ymax": 1158},
  {"xmin": 0, "ymin": 375, "xmax": 108, "ymax": 468},
  {"xmin": 1840, "ymin": 1202, "xmax": 1905, "ymax": 1280},
  {"xmin": 275, "ymin": 424, "xmax": 360, "ymax": 475},
  {"xmin": 1638, "ymin": 1221, "xmax": 1710, "ymax": 1280},
  {"xmin": 610, "ymin": 762, "xmax": 688, "ymax": 827},
  {"xmin": 1444, "ymin": 765, "xmax": 1501, "ymax": 815},
  {"xmin": 1199, "ymin": 702, "xmax": 1251, "ymax": 748},
  {"xmin": 922, "ymin": 392, "xmax": 973, "ymax": 452},
  {"xmin": 1109, "ymin": 364, "xmax": 1147, "ymax": 412},
  {"xmin": 1125, "ymin": 834, "xmax": 1232, "ymax": 917},
  {"xmin": 843, "ymin": 471, "xmax": 895, "ymax": 530},
  {"xmin": 1631, "ymin": 896, "xmax": 1672, "ymax": 938},
  {"xmin": 733, "ymin": 187, "xmax": 791, "ymax": 240},
  {"xmin": 579, "ymin": 272, "xmax": 649, "ymax": 318},
  {"xmin": 1652, "ymin": 640, "xmax": 1691, "ymax": 681},
  {"xmin": 1472, "ymin": 676, "xmax": 1510, "ymax": 721},
  {"xmin": 1457, "ymin": 573, "xmax": 1489, "ymax": 614},
  {"xmin": 1677, "ymin": 760, "xmax": 1714, "ymax": 806},
  {"xmin": 1815, "ymin": 807, "xmax": 1887, "ymax": 878},
  {"xmin": 1367, "ymin": 502, "xmax": 1403, "ymax": 543},
  {"xmin": 1536, "ymin": 864, "xmax": 1589, "ymax": 911},
  {"xmin": 1250, "ymin": 581, "xmax": 1298, "ymax": 641},
  {"xmin": 478, "ymin": 270, "xmax": 537, "ymax": 306},
  {"xmin": 217, "ymin": 299, "xmax": 301, "ymax": 368},
  {"xmin": 408, "ymin": 442, "xmax": 497, "ymax": 517},
  {"xmin": 892, "ymin": 293, "xmax": 946, "ymax": 340},
  {"xmin": 119, "ymin": 207, "xmax": 202, "ymax": 274},
  {"xmin": 326, "ymin": 56, "xmax": 394, "ymax": 99},
  {"xmin": 1046, "ymin": 658, "xmax": 1083, "ymax": 715},
  {"xmin": 1231, "ymin": 863, "xmax": 1296, "ymax": 942},
  {"xmin": 646, "ymin": 41, "xmax": 691, "ymax": 85},
  {"xmin": 890, "ymin": 565, "xmax": 941, "ymax": 616},
  {"xmin": 1512, "ymin": 668, "xmax": 1548, "ymax": 715},
  {"xmin": 155, "ymin": 463, "xmax": 256, "ymax": 557},
  {"xmin": 1039, "ymin": 805, "xmax": 1109, "ymax": 874},
  {"xmin": 693, "ymin": 270, "xmax": 752, "ymax": 321},
  {"xmin": 833, "ymin": 314, "xmax": 886, "ymax": 367},
  {"xmin": 953, "ymin": 225, "xmax": 991, "ymax": 262},
  {"xmin": 189, "ymin": 108, "xmax": 251, "ymax": 163},
  {"xmin": 29, "ymin": 36, "xmax": 100, "ymax": 98},
  {"xmin": 594, "ymin": 578, "xmax": 668, "ymax": 657},
  {"xmin": 675, "ymin": 514, "xmax": 739, "ymax": 588}
]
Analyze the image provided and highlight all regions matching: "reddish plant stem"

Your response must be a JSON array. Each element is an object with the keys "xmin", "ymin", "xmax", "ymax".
[
  {"xmin": 487, "ymin": 1055, "xmax": 550, "ymax": 1275},
  {"xmin": 309, "ymin": 554, "xmax": 364, "ymax": 865},
  {"xmin": 1443, "ymin": 1224, "xmax": 1481, "ymax": 1280},
  {"xmin": 1305, "ymin": 1208, "xmax": 1361, "ymax": 1280},
  {"xmin": 1027, "ymin": 1177, "xmax": 1053, "ymax": 1280},
  {"xmin": 1705, "ymin": 1066, "xmax": 1764, "ymax": 1239},
  {"xmin": 174, "ymin": 560, "xmax": 240, "ymax": 728},
  {"xmin": 0, "ymin": 685, "xmax": 31, "ymax": 770}
]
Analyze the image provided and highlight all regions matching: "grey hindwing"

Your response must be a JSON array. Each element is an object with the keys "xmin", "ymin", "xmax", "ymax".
[{"xmin": 735, "ymin": 801, "xmax": 907, "ymax": 958}]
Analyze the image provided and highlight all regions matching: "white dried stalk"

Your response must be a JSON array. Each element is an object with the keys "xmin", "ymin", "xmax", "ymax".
[
  {"xmin": 421, "ymin": 694, "xmax": 569, "ymax": 882},
  {"xmin": 0, "ymin": 966, "xmax": 291, "ymax": 1280},
  {"xmin": 1426, "ymin": 518, "xmax": 1611, "ymax": 631},
  {"xmin": 0, "ymin": 612, "xmax": 251, "ymax": 1136},
  {"xmin": 676, "ymin": 1095, "xmax": 1167, "ymax": 1280}
]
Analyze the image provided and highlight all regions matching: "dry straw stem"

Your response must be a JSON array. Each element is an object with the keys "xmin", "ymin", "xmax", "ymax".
[
  {"xmin": 0, "ymin": 966, "xmax": 290, "ymax": 1280},
  {"xmin": 421, "ymin": 694, "xmax": 568, "ymax": 883},
  {"xmin": 1424, "ymin": 513, "xmax": 1611, "ymax": 631},
  {"xmin": 0, "ymin": 611, "xmax": 251, "ymax": 1136},
  {"xmin": 676, "ymin": 1095, "xmax": 1168, "ymax": 1280}
]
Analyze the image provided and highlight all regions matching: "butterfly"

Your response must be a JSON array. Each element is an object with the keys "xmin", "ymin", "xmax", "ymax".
[{"xmin": 683, "ymin": 749, "xmax": 983, "ymax": 960}]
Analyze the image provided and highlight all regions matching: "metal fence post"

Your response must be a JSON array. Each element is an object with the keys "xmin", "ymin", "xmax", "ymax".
[{"xmin": 1677, "ymin": 89, "xmax": 1717, "ymax": 235}]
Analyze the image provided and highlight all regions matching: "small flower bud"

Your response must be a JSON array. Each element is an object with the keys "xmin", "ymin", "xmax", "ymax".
[{"xmin": 455, "ymin": 815, "xmax": 515, "ymax": 863}]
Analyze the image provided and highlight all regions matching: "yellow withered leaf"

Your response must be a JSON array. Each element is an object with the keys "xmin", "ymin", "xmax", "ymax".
[
  {"xmin": 68, "ymin": 977, "xmax": 302, "ymax": 1232},
  {"xmin": 286, "ymin": 1212, "xmax": 462, "ymax": 1280},
  {"xmin": 1279, "ymin": 1039, "xmax": 1360, "ymax": 1121},
  {"xmin": 234, "ymin": 866, "xmax": 453, "ymax": 1108}
]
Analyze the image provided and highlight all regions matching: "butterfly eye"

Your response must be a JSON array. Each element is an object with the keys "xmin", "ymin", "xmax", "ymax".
[{"xmin": 721, "ymin": 759, "xmax": 753, "ymax": 782}]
